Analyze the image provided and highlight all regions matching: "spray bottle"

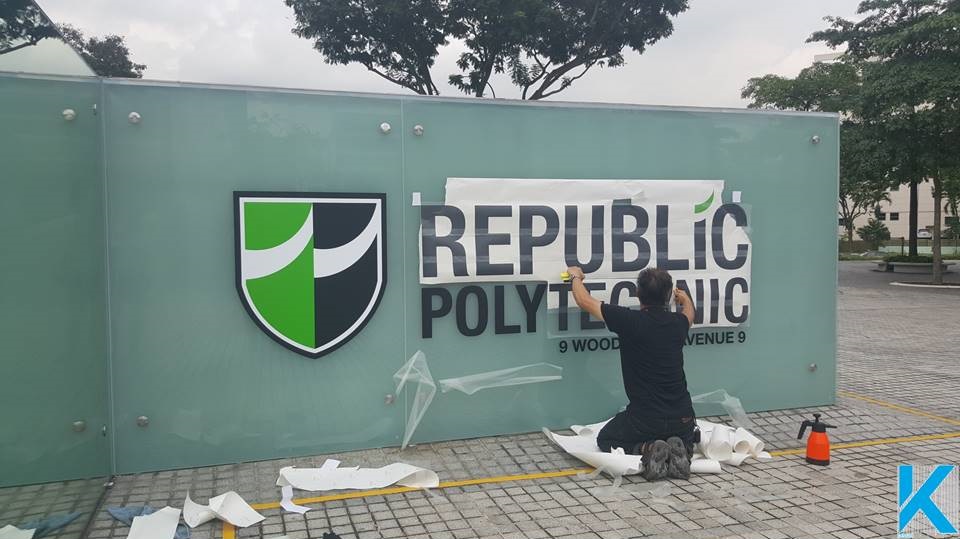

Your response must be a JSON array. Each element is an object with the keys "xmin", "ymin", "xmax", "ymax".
[{"xmin": 797, "ymin": 413, "xmax": 835, "ymax": 466}]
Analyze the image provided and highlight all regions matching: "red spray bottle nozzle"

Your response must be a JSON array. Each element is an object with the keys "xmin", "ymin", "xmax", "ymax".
[{"xmin": 798, "ymin": 413, "xmax": 836, "ymax": 439}]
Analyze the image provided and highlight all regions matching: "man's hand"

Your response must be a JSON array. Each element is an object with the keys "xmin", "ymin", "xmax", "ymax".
[
  {"xmin": 675, "ymin": 288, "xmax": 695, "ymax": 326},
  {"xmin": 566, "ymin": 266, "xmax": 585, "ymax": 281},
  {"xmin": 566, "ymin": 266, "xmax": 603, "ymax": 321}
]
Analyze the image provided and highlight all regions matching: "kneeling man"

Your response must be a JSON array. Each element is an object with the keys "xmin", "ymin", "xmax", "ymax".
[{"xmin": 565, "ymin": 266, "xmax": 697, "ymax": 480}]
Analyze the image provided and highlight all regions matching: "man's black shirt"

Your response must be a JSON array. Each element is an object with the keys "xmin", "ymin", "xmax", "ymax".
[{"xmin": 600, "ymin": 303, "xmax": 695, "ymax": 419}]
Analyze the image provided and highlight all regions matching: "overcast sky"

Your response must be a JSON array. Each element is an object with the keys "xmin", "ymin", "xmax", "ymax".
[{"xmin": 39, "ymin": 0, "xmax": 862, "ymax": 108}]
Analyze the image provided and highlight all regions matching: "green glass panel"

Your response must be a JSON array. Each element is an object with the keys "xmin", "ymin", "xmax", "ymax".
[
  {"xmin": 398, "ymin": 98, "xmax": 838, "ymax": 442},
  {"xmin": 0, "ymin": 74, "xmax": 109, "ymax": 486},
  {"xmin": 102, "ymin": 83, "xmax": 406, "ymax": 473},
  {"xmin": 0, "ymin": 73, "xmax": 838, "ymax": 477}
]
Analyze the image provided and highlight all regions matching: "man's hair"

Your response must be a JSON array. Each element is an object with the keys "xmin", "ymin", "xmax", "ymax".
[{"xmin": 636, "ymin": 268, "xmax": 673, "ymax": 306}]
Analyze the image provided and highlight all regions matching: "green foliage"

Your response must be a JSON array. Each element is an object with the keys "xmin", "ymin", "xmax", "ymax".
[
  {"xmin": 501, "ymin": 0, "xmax": 689, "ymax": 100},
  {"xmin": 285, "ymin": 0, "xmax": 447, "ymax": 95},
  {"xmin": 0, "ymin": 0, "xmax": 59, "ymax": 55},
  {"xmin": 810, "ymin": 0, "xmax": 960, "ymax": 278},
  {"xmin": 59, "ymin": 25, "xmax": 145, "ymax": 78},
  {"xmin": 741, "ymin": 63, "xmax": 892, "ymax": 243},
  {"xmin": 284, "ymin": 0, "xmax": 688, "ymax": 99},
  {"xmin": 858, "ymin": 219, "xmax": 891, "ymax": 249},
  {"xmin": 741, "ymin": 62, "xmax": 861, "ymax": 113}
]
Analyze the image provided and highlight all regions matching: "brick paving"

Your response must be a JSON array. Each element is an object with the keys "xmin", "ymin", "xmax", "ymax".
[{"xmin": 4, "ymin": 261, "xmax": 959, "ymax": 539}]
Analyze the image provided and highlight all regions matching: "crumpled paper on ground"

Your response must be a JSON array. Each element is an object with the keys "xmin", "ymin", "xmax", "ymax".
[
  {"xmin": 0, "ymin": 526, "xmax": 34, "ymax": 539},
  {"xmin": 127, "ymin": 507, "xmax": 181, "ymax": 539},
  {"xmin": 182, "ymin": 492, "xmax": 264, "ymax": 528},
  {"xmin": 544, "ymin": 417, "xmax": 771, "ymax": 478},
  {"xmin": 106, "ymin": 507, "xmax": 189, "ymax": 539},
  {"xmin": 277, "ymin": 459, "xmax": 439, "ymax": 491}
]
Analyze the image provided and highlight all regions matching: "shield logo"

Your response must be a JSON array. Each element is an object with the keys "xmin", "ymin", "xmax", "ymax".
[{"xmin": 234, "ymin": 192, "xmax": 387, "ymax": 358}]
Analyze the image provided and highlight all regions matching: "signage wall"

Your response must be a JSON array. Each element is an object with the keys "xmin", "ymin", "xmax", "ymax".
[{"xmin": 0, "ymin": 73, "xmax": 839, "ymax": 483}]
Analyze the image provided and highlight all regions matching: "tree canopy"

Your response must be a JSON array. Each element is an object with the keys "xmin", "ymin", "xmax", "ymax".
[
  {"xmin": 284, "ymin": 0, "xmax": 688, "ymax": 99},
  {"xmin": 809, "ymin": 0, "xmax": 960, "ymax": 281},
  {"xmin": 0, "ymin": 0, "xmax": 59, "ymax": 56},
  {"xmin": 742, "ymin": 62, "xmax": 894, "ymax": 244},
  {"xmin": 744, "ymin": 0, "xmax": 960, "ymax": 281},
  {"xmin": 59, "ymin": 24, "xmax": 145, "ymax": 78}
]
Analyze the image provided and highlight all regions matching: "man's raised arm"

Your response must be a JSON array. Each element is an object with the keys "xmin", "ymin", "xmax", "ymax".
[{"xmin": 566, "ymin": 266, "xmax": 604, "ymax": 321}]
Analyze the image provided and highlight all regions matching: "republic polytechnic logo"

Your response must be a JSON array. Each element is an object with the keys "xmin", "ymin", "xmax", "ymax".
[{"xmin": 234, "ymin": 192, "xmax": 387, "ymax": 358}]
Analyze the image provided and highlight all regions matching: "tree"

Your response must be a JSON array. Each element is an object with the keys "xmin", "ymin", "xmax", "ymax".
[
  {"xmin": 284, "ymin": 0, "xmax": 689, "ymax": 99},
  {"xmin": 837, "ymin": 123, "xmax": 893, "ymax": 244},
  {"xmin": 741, "ymin": 61, "xmax": 860, "ymax": 113},
  {"xmin": 498, "ymin": 0, "xmax": 688, "ymax": 100},
  {"xmin": 810, "ymin": 0, "xmax": 960, "ymax": 283},
  {"xmin": 58, "ymin": 25, "xmax": 145, "ymax": 78},
  {"xmin": 0, "ymin": 0, "xmax": 59, "ymax": 55},
  {"xmin": 857, "ymin": 218, "xmax": 891, "ymax": 250},
  {"xmin": 742, "ymin": 62, "xmax": 893, "ymax": 247}
]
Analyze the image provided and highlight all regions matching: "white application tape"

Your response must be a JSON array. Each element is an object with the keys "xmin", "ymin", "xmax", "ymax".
[
  {"xmin": 183, "ymin": 492, "xmax": 264, "ymax": 528},
  {"xmin": 545, "ymin": 415, "xmax": 771, "ymax": 477},
  {"xmin": 277, "ymin": 462, "xmax": 439, "ymax": 491}
]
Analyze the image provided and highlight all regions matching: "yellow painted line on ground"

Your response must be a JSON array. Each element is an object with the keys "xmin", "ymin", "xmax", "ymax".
[
  {"xmin": 838, "ymin": 390, "xmax": 960, "ymax": 427},
  {"xmin": 223, "ymin": 468, "xmax": 591, "ymax": 538},
  {"xmin": 220, "ymin": 395, "xmax": 960, "ymax": 538},
  {"xmin": 246, "ymin": 467, "xmax": 592, "ymax": 511},
  {"xmin": 769, "ymin": 430, "xmax": 960, "ymax": 456}
]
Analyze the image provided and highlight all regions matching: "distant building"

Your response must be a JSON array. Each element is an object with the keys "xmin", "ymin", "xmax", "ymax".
[
  {"xmin": 844, "ymin": 181, "xmax": 952, "ymax": 239},
  {"xmin": 816, "ymin": 52, "xmax": 956, "ymax": 240}
]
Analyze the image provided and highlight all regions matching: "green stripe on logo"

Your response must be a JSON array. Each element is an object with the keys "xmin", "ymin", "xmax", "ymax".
[{"xmin": 694, "ymin": 192, "xmax": 715, "ymax": 214}]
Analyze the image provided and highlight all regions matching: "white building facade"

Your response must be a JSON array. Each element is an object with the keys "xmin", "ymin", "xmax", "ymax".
[{"xmin": 844, "ymin": 180, "xmax": 954, "ymax": 239}]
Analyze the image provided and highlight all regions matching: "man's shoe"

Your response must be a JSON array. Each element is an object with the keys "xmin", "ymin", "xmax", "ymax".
[
  {"xmin": 641, "ymin": 440, "xmax": 670, "ymax": 481},
  {"xmin": 665, "ymin": 436, "xmax": 691, "ymax": 480}
]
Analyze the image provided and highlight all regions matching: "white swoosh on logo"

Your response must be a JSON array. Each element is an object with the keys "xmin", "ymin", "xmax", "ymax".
[
  {"xmin": 242, "ymin": 204, "xmax": 380, "ymax": 281},
  {"xmin": 312, "ymin": 204, "xmax": 380, "ymax": 278},
  {"xmin": 242, "ymin": 208, "xmax": 315, "ymax": 280}
]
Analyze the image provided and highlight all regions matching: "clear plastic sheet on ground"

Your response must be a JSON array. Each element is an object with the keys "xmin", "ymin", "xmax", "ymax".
[
  {"xmin": 17, "ymin": 513, "xmax": 82, "ymax": 539},
  {"xmin": 438, "ymin": 363, "xmax": 563, "ymax": 395}
]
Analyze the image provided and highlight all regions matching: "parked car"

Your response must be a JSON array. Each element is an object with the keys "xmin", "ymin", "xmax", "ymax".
[{"xmin": 917, "ymin": 229, "xmax": 933, "ymax": 239}]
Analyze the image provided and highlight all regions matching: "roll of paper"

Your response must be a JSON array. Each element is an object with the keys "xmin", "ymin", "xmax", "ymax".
[
  {"xmin": 704, "ymin": 424, "xmax": 734, "ymax": 462},
  {"xmin": 690, "ymin": 459, "xmax": 722, "ymax": 474},
  {"xmin": 733, "ymin": 427, "xmax": 765, "ymax": 456}
]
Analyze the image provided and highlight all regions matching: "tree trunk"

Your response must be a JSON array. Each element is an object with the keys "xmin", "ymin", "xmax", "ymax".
[
  {"xmin": 932, "ymin": 176, "xmax": 943, "ymax": 285},
  {"xmin": 909, "ymin": 180, "xmax": 919, "ymax": 256}
]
